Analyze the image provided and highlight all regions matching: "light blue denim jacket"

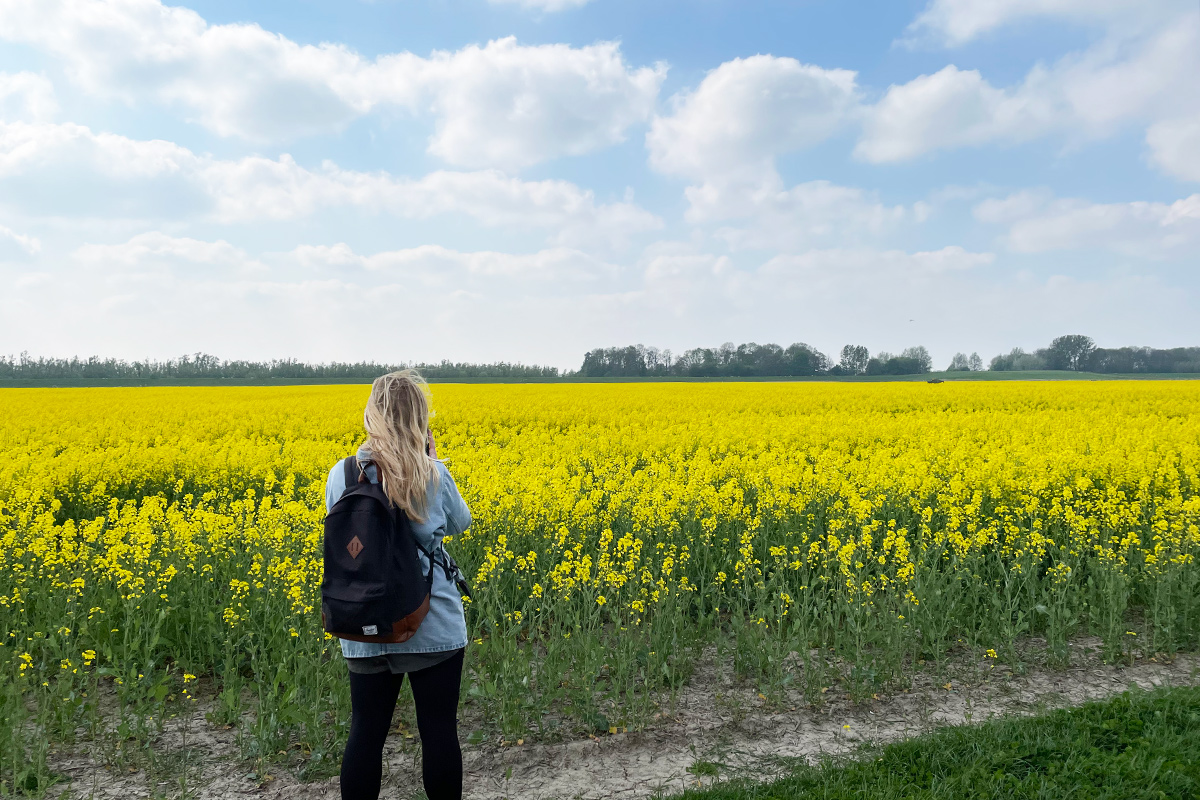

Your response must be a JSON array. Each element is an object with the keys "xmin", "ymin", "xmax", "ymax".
[{"xmin": 324, "ymin": 447, "xmax": 470, "ymax": 657}]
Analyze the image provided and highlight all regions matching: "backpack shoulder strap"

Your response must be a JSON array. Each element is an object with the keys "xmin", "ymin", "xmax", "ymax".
[{"xmin": 342, "ymin": 455, "xmax": 360, "ymax": 489}]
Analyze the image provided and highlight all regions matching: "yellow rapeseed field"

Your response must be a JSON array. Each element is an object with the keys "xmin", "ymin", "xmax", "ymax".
[{"xmin": 2, "ymin": 382, "xmax": 1199, "ymax": 782}]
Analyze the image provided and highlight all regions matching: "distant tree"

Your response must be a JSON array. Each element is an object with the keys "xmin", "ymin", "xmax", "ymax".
[
  {"xmin": 679, "ymin": 347, "xmax": 715, "ymax": 376},
  {"xmin": 1019, "ymin": 352, "xmax": 1047, "ymax": 370},
  {"xmin": 947, "ymin": 353, "xmax": 970, "ymax": 371},
  {"xmin": 1086, "ymin": 346, "xmax": 1200, "ymax": 374},
  {"xmin": 580, "ymin": 345, "xmax": 649, "ymax": 377},
  {"xmin": 783, "ymin": 343, "xmax": 830, "ymax": 375},
  {"xmin": 839, "ymin": 345, "xmax": 870, "ymax": 376},
  {"xmin": 866, "ymin": 355, "xmax": 924, "ymax": 376},
  {"xmin": 968, "ymin": 352, "xmax": 983, "ymax": 372},
  {"xmin": 576, "ymin": 341, "xmax": 832, "ymax": 378},
  {"xmin": 899, "ymin": 346, "xmax": 933, "ymax": 373},
  {"xmin": 989, "ymin": 349, "xmax": 1017, "ymax": 371},
  {"xmin": 989, "ymin": 347, "xmax": 1049, "ymax": 371},
  {"xmin": 1047, "ymin": 335, "xmax": 1096, "ymax": 371},
  {"xmin": 992, "ymin": 340, "xmax": 1199, "ymax": 374}
]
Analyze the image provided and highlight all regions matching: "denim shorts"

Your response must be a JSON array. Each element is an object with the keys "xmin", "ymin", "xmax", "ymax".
[{"xmin": 345, "ymin": 647, "xmax": 463, "ymax": 675}]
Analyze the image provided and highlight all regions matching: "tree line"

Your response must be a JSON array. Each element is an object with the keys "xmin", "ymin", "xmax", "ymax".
[
  {"xmin": 4, "ymin": 335, "xmax": 1198, "ymax": 385},
  {"xmin": 578, "ymin": 342, "xmax": 936, "ymax": 377},
  {"xmin": 988, "ymin": 335, "xmax": 1200, "ymax": 373},
  {"xmin": 578, "ymin": 342, "xmax": 833, "ymax": 377},
  {"xmin": 0, "ymin": 353, "xmax": 559, "ymax": 383},
  {"xmin": 579, "ymin": 336, "xmax": 1200, "ymax": 377}
]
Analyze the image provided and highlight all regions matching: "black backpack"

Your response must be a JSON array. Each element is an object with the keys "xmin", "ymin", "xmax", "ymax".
[{"xmin": 321, "ymin": 456, "xmax": 435, "ymax": 643}]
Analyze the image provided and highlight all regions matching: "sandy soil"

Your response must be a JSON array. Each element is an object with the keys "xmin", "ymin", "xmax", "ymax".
[{"xmin": 49, "ymin": 640, "xmax": 1200, "ymax": 800}]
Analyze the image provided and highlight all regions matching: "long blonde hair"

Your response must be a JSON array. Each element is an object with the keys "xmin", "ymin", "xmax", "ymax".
[{"xmin": 362, "ymin": 370, "xmax": 439, "ymax": 522}]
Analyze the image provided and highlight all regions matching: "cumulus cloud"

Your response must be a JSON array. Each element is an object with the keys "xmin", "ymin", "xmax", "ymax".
[
  {"xmin": 486, "ymin": 0, "xmax": 593, "ymax": 12},
  {"xmin": 0, "ymin": 222, "xmax": 41, "ymax": 257},
  {"xmin": 0, "ymin": 0, "xmax": 664, "ymax": 168},
  {"xmin": 3, "ymin": 231, "xmax": 1193, "ymax": 372},
  {"xmin": 855, "ymin": 65, "xmax": 1045, "ymax": 162},
  {"xmin": 71, "ymin": 232, "xmax": 615, "ymax": 288},
  {"xmin": 73, "ymin": 232, "xmax": 264, "ymax": 272},
  {"xmin": 647, "ymin": 55, "xmax": 858, "ymax": 183},
  {"xmin": 0, "ymin": 72, "xmax": 57, "ymax": 121},
  {"xmin": 761, "ymin": 246, "xmax": 994, "ymax": 283},
  {"xmin": 619, "ymin": 242, "xmax": 999, "ymax": 344},
  {"xmin": 1146, "ymin": 115, "xmax": 1200, "ymax": 182},
  {"xmin": 644, "ymin": 56, "xmax": 899, "ymax": 248},
  {"xmin": 0, "ymin": 232, "xmax": 625, "ymax": 366},
  {"xmin": 634, "ymin": 243, "xmax": 736, "ymax": 313},
  {"xmin": 974, "ymin": 190, "xmax": 1200, "ymax": 256},
  {"xmin": 690, "ymin": 178, "xmax": 918, "ymax": 252},
  {"xmin": 290, "ymin": 242, "xmax": 615, "ymax": 283},
  {"xmin": 0, "ymin": 121, "xmax": 662, "ymax": 246},
  {"xmin": 905, "ymin": 0, "xmax": 1183, "ymax": 47},
  {"xmin": 860, "ymin": 10, "xmax": 1199, "ymax": 162},
  {"xmin": 410, "ymin": 39, "xmax": 664, "ymax": 169}
]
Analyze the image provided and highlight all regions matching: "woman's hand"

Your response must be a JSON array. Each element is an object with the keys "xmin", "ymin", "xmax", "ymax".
[{"xmin": 427, "ymin": 430, "xmax": 438, "ymax": 459}]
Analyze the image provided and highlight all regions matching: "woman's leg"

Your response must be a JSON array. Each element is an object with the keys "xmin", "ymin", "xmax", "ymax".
[
  {"xmin": 341, "ymin": 669, "xmax": 404, "ymax": 800},
  {"xmin": 406, "ymin": 650, "xmax": 465, "ymax": 800}
]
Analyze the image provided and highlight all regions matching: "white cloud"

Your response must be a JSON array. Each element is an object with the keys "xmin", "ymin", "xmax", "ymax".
[
  {"xmin": 761, "ymin": 245, "xmax": 994, "ymax": 282},
  {"xmin": 407, "ymin": 39, "xmax": 665, "ymax": 169},
  {"xmin": 0, "ymin": 0, "xmax": 662, "ymax": 169},
  {"xmin": 610, "ymin": 242, "xmax": 1195, "ymax": 371},
  {"xmin": 0, "ymin": 71, "xmax": 57, "ymax": 121},
  {"xmin": 974, "ymin": 190, "xmax": 1200, "ymax": 256},
  {"xmin": 645, "ymin": 56, "xmax": 891, "ymax": 248},
  {"xmin": 636, "ymin": 242, "xmax": 995, "ymax": 305},
  {"xmin": 860, "ymin": 11, "xmax": 1199, "ymax": 162},
  {"xmin": 971, "ymin": 188, "xmax": 1055, "ymax": 224},
  {"xmin": 73, "ymin": 232, "xmax": 263, "ymax": 272},
  {"xmin": 691, "ymin": 178, "xmax": 916, "ymax": 251},
  {"xmin": 0, "ymin": 121, "xmax": 661, "ymax": 245},
  {"xmin": 3, "ymin": 232, "xmax": 1193, "ymax": 372},
  {"xmin": 0, "ymin": 233, "xmax": 626, "ymax": 367},
  {"xmin": 290, "ymin": 242, "xmax": 615, "ymax": 282},
  {"xmin": 0, "ymin": 222, "xmax": 40, "ymax": 257},
  {"xmin": 1147, "ymin": 115, "xmax": 1200, "ymax": 183},
  {"xmin": 614, "ymin": 243, "xmax": 1000, "ymax": 349},
  {"xmin": 648, "ymin": 55, "xmax": 858, "ymax": 184},
  {"xmin": 855, "ymin": 65, "xmax": 1045, "ymax": 162},
  {"xmin": 71, "ymin": 232, "xmax": 615, "ymax": 288},
  {"xmin": 486, "ymin": 0, "xmax": 593, "ymax": 12},
  {"xmin": 905, "ymin": 0, "xmax": 1183, "ymax": 47}
]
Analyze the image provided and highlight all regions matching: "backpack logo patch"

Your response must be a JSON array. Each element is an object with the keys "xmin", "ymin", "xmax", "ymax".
[
  {"xmin": 362, "ymin": 625, "xmax": 378, "ymax": 636},
  {"xmin": 347, "ymin": 536, "xmax": 364, "ymax": 559}
]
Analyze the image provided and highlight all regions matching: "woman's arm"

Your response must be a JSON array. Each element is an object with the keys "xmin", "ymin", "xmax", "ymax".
[
  {"xmin": 324, "ymin": 461, "xmax": 344, "ymax": 514},
  {"xmin": 438, "ymin": 463, "xmax": 472, "ymax": 537}
]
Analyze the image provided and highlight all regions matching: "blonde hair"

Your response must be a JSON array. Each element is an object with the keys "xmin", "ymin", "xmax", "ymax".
[{"xmin": 362, "ymin": 370, "xmax": 439, "ymax": 522}]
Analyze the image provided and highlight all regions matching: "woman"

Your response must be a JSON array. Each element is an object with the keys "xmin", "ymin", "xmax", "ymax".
[{"xmin": 324, "ymin": 370, "xmax": 471, "ymax": 800}]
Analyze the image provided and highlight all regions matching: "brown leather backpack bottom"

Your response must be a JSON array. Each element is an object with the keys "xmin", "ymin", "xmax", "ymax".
[{"xmin": 324, "ymin": 593, "xmax": 431, "ymax": 643}]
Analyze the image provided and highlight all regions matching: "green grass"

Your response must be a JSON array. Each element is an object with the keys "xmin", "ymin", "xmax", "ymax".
[{"xmin": 673, "ymin": 686, "xmax": 1200, "ymax": 800}]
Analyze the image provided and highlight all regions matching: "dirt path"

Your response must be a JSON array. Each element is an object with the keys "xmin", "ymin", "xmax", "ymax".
[{"xmin": 52, "ymin": 642, "xmax": 1200, "ymax": 800}]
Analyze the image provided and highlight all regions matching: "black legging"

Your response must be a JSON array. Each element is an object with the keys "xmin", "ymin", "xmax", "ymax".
[{"xmin": 341, "ymin": 650, "xmax": 464, "ymax": 800}]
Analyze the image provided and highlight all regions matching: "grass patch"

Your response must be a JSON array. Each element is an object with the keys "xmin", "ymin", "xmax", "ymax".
[{"xmin": 672, "ymin": 686, "xmax": 1200, "ymax": 799}]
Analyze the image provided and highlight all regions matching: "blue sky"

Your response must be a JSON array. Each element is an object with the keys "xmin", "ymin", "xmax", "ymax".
[{"xmin": 0, "ymin": 0, "xmax": 1197, "ymax": 370}]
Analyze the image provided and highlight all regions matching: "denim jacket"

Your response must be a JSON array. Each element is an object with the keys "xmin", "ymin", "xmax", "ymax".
[{"xmin": 324, "ymin": 447, "xmax": 471, "ymax": 657}]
